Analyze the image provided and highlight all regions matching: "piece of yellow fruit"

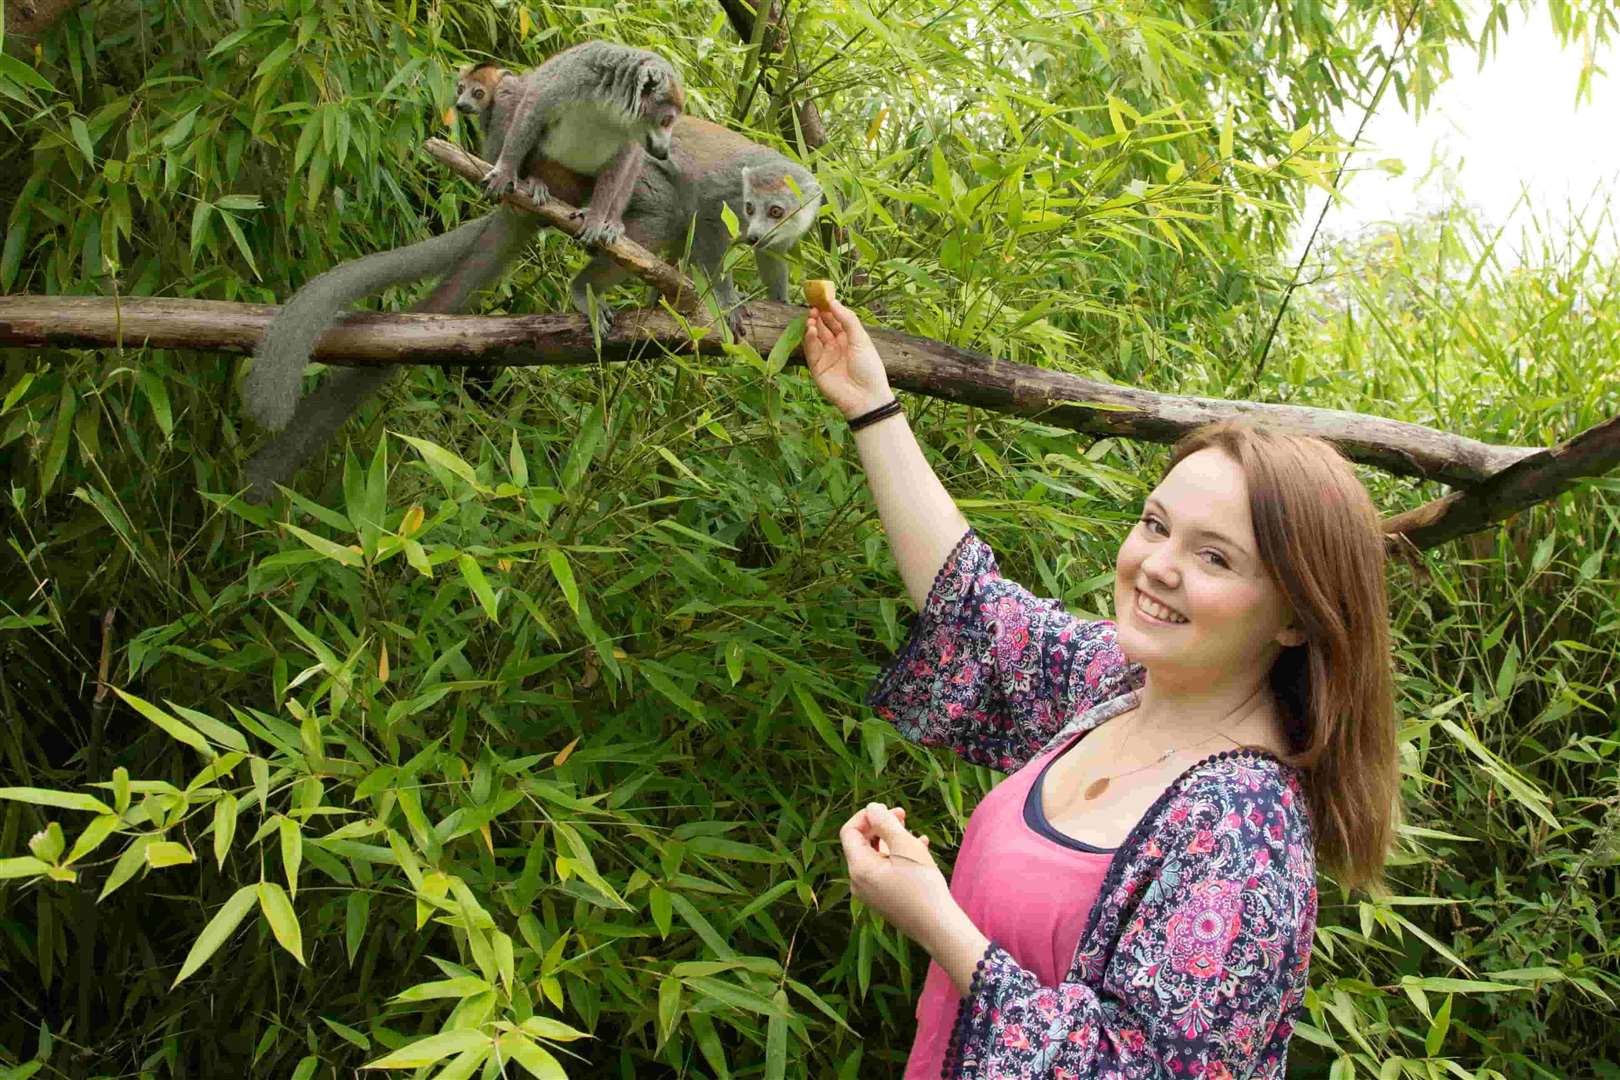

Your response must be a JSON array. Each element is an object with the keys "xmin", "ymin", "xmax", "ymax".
[{"xmin": 804, "ymin": 279, "xmax": 836, "ymax": 310}]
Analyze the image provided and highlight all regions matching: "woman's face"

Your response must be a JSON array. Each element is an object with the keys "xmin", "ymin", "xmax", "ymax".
[{"xmin": 1112, "ymin": 447, "xmax": 1304, "ymax": 683}]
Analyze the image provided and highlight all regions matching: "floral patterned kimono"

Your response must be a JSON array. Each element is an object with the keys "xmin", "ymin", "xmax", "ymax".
[{"xmin": 865, "ymin": 529, "xmax": 1318, "ymax": 1079}]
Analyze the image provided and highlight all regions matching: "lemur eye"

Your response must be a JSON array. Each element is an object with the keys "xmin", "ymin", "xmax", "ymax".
[
  {"xmin": 474, "ymin": 89, "xmax": 484, "ymax": 99},
  {"xmin": 661, "ymin": 114, "xmax": 674, "ymax": 128},
  {"xmin": 768, "ymin": 206, "xmax": 784, "ymax": 219},
  {"xmin": 745, "ymin": 203, "xmax": 755, "ymax": 215}
]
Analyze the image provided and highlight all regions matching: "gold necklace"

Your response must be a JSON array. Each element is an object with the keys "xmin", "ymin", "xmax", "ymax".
[{"xmin": 1081, "ymin": 687, "xmax": 1265, "ymax": 801}]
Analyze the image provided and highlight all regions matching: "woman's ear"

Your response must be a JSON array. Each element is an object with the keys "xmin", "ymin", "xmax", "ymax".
[{"xmin": 1276, "ymin": 620, "xmax": 1307, "ymax": 649}]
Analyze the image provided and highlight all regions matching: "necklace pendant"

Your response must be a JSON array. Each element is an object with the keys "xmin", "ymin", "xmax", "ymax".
[{"xmin": 1083, "ymin": 777, "xmax": 1110, "ymax": 800}]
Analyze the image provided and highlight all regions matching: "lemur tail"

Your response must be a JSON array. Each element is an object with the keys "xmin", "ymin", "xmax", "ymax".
[{"xmin": 243, "ymin": 214, "xmax": 496, "ymax": 430}]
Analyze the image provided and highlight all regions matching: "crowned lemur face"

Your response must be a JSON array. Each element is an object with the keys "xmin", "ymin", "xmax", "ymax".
[
  {"xmin": 741, "ymin": 168, "xmax": 823, "ymax": 251},
  {"xmin": 454, "ymin": 65, "xmax": 504, "ymax": 120},
  {"xmin": 635, "ymin": 62, "xmax": 683, "ymax": 160}
]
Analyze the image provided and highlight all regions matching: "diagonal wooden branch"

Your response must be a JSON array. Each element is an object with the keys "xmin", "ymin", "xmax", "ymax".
[
  {"xmin": 420, "ymin": 138, "xmax": 703, "ymax": 315},
  {"xmin": 1382, "ymin": 414, "xmax": 1620, "ymax": 550}
]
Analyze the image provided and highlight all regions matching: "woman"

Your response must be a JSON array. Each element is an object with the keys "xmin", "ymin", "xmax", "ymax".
[{"xmin": 801, "ymin": 299, "xmax": 1400, "ymax": 1078}]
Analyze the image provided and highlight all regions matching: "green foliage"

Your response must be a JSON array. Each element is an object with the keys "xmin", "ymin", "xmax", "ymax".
[{"xmin": 3, "ymin": 0, "xmax": 1620, "ymax": 1077}]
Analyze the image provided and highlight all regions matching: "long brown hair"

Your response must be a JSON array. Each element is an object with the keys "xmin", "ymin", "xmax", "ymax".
[{"xmin": 1165, "ymin": 421, "xmax": 1399, "ymax": 892}]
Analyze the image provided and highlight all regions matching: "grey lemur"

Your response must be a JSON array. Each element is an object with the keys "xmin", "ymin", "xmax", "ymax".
[
  {"xmin": 240, "ymin": 42, "xmax": 684, "ymax": 437},
  {"xmin": 241, "ymin": 80, "xmax": 819, "ymax": 502},
  {"xmin": 569, "ymin": 115, "xmax": 823, "ymax": 336}
]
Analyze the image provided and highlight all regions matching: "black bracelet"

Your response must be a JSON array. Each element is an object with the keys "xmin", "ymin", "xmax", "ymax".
[{"xmin": 848, "ymin": 398, "xmax": 904, "ymax": 431}]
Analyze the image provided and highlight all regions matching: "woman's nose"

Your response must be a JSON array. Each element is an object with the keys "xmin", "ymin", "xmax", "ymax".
[{"xmin": 1141, "ymin": 545, "xmax": 1181, "ymax": 586}]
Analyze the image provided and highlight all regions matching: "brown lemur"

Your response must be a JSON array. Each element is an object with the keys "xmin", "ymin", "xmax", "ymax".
[
  {"xmin": 240, "ymin": 41, "xmax": 684, "ymax": 436},
  {"xmin": 241, "ymin": 72, "xmax": 822, "ymax": 501}
]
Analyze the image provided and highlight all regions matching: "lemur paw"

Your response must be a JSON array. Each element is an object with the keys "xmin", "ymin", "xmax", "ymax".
[
  {"xmin": 575, "ymin": 217, "xmax": 624, "ymax": 248},
  {"xmin": 726, "ymin": 305, "xmax": 750, "ymax": 338},
  {"xmin": 590, "ymin": 306, "xmax": 616, "ymax": 340},
  {"xmin": 481, "ymin": 163, "xmax": 518, "ymax": 198},
  {"xmin": 515, "ymin": 178, "xmax": 550, "ymax": 204}
]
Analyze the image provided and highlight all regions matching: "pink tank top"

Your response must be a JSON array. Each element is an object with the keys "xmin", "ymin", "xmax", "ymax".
[{"xmin": 905, "ymin": 728, "xmax": 1115, "ymax": 1078}]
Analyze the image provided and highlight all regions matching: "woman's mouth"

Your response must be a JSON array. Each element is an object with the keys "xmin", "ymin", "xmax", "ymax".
[{"xmin": 1136, "ymin": 589, "xmax": 1188, "ymax": 626}]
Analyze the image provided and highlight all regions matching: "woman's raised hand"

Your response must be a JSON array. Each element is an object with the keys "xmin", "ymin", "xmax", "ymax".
[{"xmin": 802, "ymin": 300, "xmax": 894, "ymax": 420}]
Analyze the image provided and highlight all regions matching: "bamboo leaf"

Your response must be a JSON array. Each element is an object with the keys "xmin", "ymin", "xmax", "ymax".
[
  {"xmin": 172, "ymin": 884, "xmax": 259, "ymax": 986},
  {"xmin": 280, "ymin": 816, "xmax": 303, "ymax": 897},
  {"xmin": 397, "ymin": 433, "xmax": 480, "ymax": 488},
  {"xmin": 458, "ymin": 554, "xmax": 500, "ymax": 622},
  {"xmin": 283, "ymin": 522, "xmax": 363, "ymax": 567},
  {"xmin": 362, "ymin": 1029, "xmax": 488, "ymax": 1069},
  {"xmin": 0, "ymin": 856, "xmax": 51, "ymax": 879},
  {"xmin": 257, "ymin": 881, "xmax": 305, "ymax": 965},
  {"xmin": 113, "ymin": 688, "xmax": 215, "ymax": 758},
  {"xmin": 496, "ymin": 1035, "xmax": 566, "ymax": 1079},
  {"xmin": 213, "ymin": 795, "xmax": 238, "ymax": 869},
  {"xmin": 0, "ymin": 787, "xmax": 113, "ymax": 815},
  {"xmin": 546, "ymin": 549, "xmax": 579, "ymax": 615}
]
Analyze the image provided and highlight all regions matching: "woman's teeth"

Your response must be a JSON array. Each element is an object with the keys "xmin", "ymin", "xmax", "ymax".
[{"xmin": 1137, "ymin": 591, "xmax": 1187, "ymax": 624}]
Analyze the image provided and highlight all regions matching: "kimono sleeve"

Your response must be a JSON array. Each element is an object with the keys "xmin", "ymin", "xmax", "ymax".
[
  {"xmin": 864, "ymin": 527, "xmax": 1132, "ymax": 773},
  {"xmin": 945, "ymin": 766, "xmax": 1319, "ymax": 1079}
]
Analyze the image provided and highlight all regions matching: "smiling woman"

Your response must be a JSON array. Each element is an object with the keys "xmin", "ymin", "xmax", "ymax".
[{"xmin": 802, "ymin": 301, "xmax": 1401, "ymax": 1078}]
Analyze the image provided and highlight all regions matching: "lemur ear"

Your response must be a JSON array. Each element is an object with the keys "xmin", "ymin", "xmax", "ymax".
[{"xmin": 641, "ymin": 67, "xmax": 663, "ymax": 98}]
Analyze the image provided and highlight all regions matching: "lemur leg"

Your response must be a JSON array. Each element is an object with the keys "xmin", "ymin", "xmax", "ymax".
[
  {"xmin": 755, "ymin": 249, "xmax": 791, "ymax": 303},
  {"xmin": 244, "ymin": 211, "xmax": 540, "ymax": 501},
  {"xmin": 690, "ymin": 224, "xmax": 746, "ymax": 335},
  {"xmin": 570, "ymin": 141, "xmax": 644, "ymax": 247},
  {"xmin": 569, "ymin": 254, "xmax": 633, "ymax": 338}
]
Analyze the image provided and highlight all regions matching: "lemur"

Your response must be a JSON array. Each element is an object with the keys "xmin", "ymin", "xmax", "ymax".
[
  {"xmin": 241, "ymin": 66, "xmax": 821, "ymax": 502},
  {"xmin": 241, "ymin": 42, "xmax": 684, "ymax": 434},
  {"xmin": 570, "ymin": 115, "xmax": 822, "ymax": 336}
]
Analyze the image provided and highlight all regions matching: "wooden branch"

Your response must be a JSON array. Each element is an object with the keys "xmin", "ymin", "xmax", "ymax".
[
  {"xmin": 0, "ymin": 294, "xmax": 1540, "ymax": 491},
  {"xmin": 1383, "ymin": 414, "xmax": 1620, "ymax": 549},
  {"xmin": 420, "ymin": 138, "xmax": 702, "ymax": 315}
]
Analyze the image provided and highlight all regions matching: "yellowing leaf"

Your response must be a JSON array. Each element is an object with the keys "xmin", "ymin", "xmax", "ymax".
[
  {"xmin": 362, "ymin": 1029, "xmax": 488, "ymax": 1069},
  {"xmin": 68, "ymin": 814, "xmax": 122, "ymax": 864},
  {"xmin": 400, "ymin": 504, "xmax": 425, "ymax": 536},
  {"xmin": 0, "ymin": 856, "xmax": 51, "ymax": 879},
  {"xmin": 377, "ymin": 639, "xmax": 390, "ymax": 683},
  {"xmin": 145, "ymin": 840, "xmax": 195, "ymax": 868},
  {"xmin": 213, "ymin": 795, "xmax": 238, "ymax": 869},
  {"xmin": 283, "ymin": 522, "xmax": 364, "ymax": 567},
  {"xmin": 280, "ymin": 816, "xmax": 303, "ymax": 897},
  {"xmin": 0, "ymin": 786, "xmax": 112, "ymax": 809},
  {"xmin": 552, "ymin": 736, "xmax": 580, "ymax": 767},
  {"xmin": 257, "ymin": 881, "xmax": 305, "ymax": 965},
  {"xmin": 520, "ymin": 1016, "xmax": 591, "ymax": 1042},
  {"xmin": 172, "ymin": 884, "xmax": 258, "ymax": 986},
  {"xmin": 398, "ymin": 433, "xmax": 480, "ymax": 487},
  {"xmin": 496, "ymin": 1035, "xmax": 566, "ymax": 1080}
]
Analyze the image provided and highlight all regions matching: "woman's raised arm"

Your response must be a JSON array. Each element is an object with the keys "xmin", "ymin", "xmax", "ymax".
[{"xmin": 803, "ymin": 300, "xmax": 968, "ymax": 609}]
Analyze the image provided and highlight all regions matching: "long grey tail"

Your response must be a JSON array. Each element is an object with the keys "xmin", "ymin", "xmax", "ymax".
[{"xmin": 242, "ymin": 214, "xmax": 497, "ymax": 430}]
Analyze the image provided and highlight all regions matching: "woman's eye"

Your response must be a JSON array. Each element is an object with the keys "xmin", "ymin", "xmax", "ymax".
[
  {"xmin": 1202, "ymin": 551, "xmax": 1229, "ymax": 568},
  {"xmin": 1139, "ymin": 515, "xmax": 1165, "ymax": 535}
]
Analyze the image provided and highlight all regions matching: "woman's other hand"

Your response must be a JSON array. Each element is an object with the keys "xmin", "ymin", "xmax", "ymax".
[
  {"xmin": 840, "ymin": 803, "xmax": 954, "ymax": 948},
  {"xmin": 802, "ymin": 300, "xmax": 893, "ymax": 419}
]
